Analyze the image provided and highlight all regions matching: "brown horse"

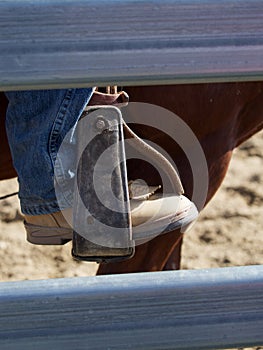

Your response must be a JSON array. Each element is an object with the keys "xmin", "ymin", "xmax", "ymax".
[{"xmin": 1, "ymin": 82, "xmax": 263, "ymax": 275}]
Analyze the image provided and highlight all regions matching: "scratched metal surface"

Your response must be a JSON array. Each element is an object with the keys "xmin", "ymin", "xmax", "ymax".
[
  {"xmin": 0, "ymin": 265, "xmax": 263, "ymax": 349},
  {"xmin": 0, "ymin": 0, "xmax": 263, "ymax": 90}
]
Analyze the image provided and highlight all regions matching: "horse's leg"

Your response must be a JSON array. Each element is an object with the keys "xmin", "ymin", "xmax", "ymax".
[
  {"xmin": 97, "ymin": 229, "xmax": 182, "ymax": 275},
  {"xmin": 163, "ymin": 236, "xmax": 183, "ymax": 270},
  {"xmin": 162, "ymin": 150, "xmax": 233, "ymax": 271}
]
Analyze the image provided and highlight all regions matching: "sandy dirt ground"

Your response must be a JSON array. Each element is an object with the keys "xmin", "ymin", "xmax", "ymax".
[{"xmin": 0, "ymin": 131, "xmax": 262, "ymax": 350}]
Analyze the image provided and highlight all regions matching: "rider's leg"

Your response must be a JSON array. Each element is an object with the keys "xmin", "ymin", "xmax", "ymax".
[{"xmin": 5, "ymin": 88, "xmax": 94, "ymax": 217}]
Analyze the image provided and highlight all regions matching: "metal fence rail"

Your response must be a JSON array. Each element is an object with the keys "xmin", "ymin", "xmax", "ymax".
[
  {"xmin": 1, "ymin": 0, "xmax": 263, "ymax": 90},
  {"xmin": 0, "ymin": 266, "xmax": 263, "ymax": 350}
]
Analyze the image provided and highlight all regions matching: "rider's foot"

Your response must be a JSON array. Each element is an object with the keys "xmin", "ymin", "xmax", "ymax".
[{"xmin": 24, "ymin": 190, "xmax": 198, "ymax": 245}]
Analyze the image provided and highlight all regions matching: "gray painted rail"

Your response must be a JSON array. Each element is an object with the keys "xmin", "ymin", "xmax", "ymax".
[
  {"xmin": 1, "ymin": 0, "xmax": 263, "ymax": 90},
  {"xmin": 0, "ymin": 266, "xmax": 263, "ymax": 350}
]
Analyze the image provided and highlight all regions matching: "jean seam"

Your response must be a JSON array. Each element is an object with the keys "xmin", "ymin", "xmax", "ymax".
[
  {"xmin": 49, "ymin": 88, "xmax": 74, "ymax": 166},
  {"xmin": 48, "ymin": 89, "xmax": 77, "ymax": 210}
]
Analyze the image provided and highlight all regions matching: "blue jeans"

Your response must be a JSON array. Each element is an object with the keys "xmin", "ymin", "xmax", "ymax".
[{"xmin": 4, "ymin": 88, "xmax": 94, "ymax": 215}]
